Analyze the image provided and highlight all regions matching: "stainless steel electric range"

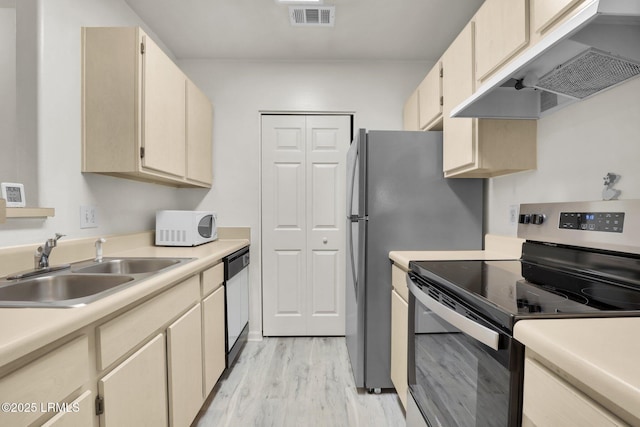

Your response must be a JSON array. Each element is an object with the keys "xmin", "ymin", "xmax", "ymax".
[{"xmin": 406, "ymin": 200, "xmax": 640, "ymax": 427}]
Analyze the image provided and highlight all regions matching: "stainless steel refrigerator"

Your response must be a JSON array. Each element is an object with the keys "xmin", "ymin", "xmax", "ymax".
[{"xmin": 345, "ymin": 129, "xmax": 484, "ymax": 391}]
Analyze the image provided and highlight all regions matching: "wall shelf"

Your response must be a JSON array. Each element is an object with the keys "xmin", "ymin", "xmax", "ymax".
[{"xmin": 5, "ymin": 207, "xmax": 55, "ymax": 220}]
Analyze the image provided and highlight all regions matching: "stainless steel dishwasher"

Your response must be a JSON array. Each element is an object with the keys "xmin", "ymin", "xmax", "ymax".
[{"xmin": 224, "ymin": 246, "xmax": 249, "ymax": 367}]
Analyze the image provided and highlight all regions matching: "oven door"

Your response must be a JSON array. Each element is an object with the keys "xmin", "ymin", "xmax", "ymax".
[{"xmin": 407, "ymin": 274, "xmax": 524, "ymax": 427}]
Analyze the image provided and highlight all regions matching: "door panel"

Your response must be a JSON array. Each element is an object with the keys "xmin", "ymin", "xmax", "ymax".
[
  {"xmin": 142, "ymin": 35, "xmax": 186, "ymax": 177},
  {"xmin": 262, "ymin": 114, "xmax": 349, "ymax": 336},
  {"xmin": 274, "ymin": 163, "xmax": 303, "ymax": 229},
  {"xmin": 306, "ymin": 115, "xmax": 348, "ymax": 335},
  {"xmin": 263, "ymin": 115, "xmax": 307, "ymax": 335}
]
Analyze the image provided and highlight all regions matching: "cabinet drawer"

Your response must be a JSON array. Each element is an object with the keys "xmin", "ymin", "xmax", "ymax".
[
  {"xmin": 202, "ymin": 262, "xmax": 224, "ymax": 296},
  {"xmin": 0, "ymin": 336, "xmax": 89, "ymax": 427},
  {"xmin": 392, "ymin": 264, "xmax": 408, "ymax": 302},
  {"xmin": 97, "ymin": 275, "xmax": 199, "ymax": 370},
  {"xmin": 523, "ymin": 357, "xmax": 626, "ymax": 426}
]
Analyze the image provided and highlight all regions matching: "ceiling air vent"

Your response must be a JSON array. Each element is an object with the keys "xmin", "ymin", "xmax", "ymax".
[{"xmin": 289, "ymin": 6, "xmax": 335, "ymax": 26}]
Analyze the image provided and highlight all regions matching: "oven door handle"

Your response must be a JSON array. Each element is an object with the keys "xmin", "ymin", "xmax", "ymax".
[{"xmin": 408, "ymin": 278, "xmax": 500, "ymax": 351}]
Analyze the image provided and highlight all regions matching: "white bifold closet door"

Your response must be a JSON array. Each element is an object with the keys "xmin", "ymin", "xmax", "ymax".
[{"xmin": 262, "ymin": 114, "xmax": 350, "ymax": 336}]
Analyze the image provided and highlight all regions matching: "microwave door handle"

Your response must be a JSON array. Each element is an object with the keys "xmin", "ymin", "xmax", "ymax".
[{"xmin": 407, "ymin": 278, "xmax": 500, "ymax": 351}]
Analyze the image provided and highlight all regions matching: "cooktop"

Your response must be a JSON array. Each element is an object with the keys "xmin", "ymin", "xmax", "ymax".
[{"xmin": 409, "ymin": 258, "xmax": 640, "ymax": 331}]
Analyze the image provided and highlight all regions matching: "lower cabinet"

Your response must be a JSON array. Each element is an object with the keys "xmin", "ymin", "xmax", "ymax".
[
  {"xmin": 167, "ymin": 304, "xmax": 204, "ymax": 427},
  {"xmin": 0, "ymin": 251, "xmax": 244, "ymax": 427},
  {"xmin": 522, "ymin": 352, "xmax": 627, "ymax": 426},
  {"xmin": 390, "ymin": 289, "xmax": 408, "ymax": 409},
  {"xmin": 203, "ymin": 286, "xmax": 226, "ymax": 395},
  {"xmin": 98, "ymin": 334, "xmax": 168, "ymax": 427},
  {"xmin": 390, "ymin": 264, "xmax": 409, "ymax": 410},
  {"xmin": 41, "ymin": 390, "xmax": 94, "ymax": 427},
  {"xmin": 0, "ymin": 336, "xmax": 90, "ymax": 427}
]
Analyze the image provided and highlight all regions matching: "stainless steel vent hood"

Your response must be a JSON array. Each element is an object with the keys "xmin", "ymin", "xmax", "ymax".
[{"xmin": 452, "ymin": 0, "xmax": 640, "ymax": 119}]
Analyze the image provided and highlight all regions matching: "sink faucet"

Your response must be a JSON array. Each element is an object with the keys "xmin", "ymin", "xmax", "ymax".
[
  {"xmin": 95, "ymin": 238, "xmax": 106, "ymax": 262},
  {"xmin": 34, "ymin": 233, "xmax": 65, "ymax": 269}
]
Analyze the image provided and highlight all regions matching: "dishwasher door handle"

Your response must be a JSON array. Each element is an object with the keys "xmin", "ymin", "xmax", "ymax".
[{"xmin": 407, "ymin": 277, "xmax": 500, "ymax": 351}]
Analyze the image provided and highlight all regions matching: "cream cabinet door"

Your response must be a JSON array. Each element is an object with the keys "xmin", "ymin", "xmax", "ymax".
[
  {"xmin": 41, "ymin": 390, "xmax": 94, "ymax": 427},
  {"xmin": 532, "ymin": 0, "xmax": 584, "ymax": 34},
  {"xmin": 418, "ymin": 61, "xmax": 442, "ymax": 130},
  {"xmin": 403, "ymin": 89, "xmax": 419, "ymax": 131},
  {"xmin": 167, "ymin": 304, "xmax": 204, "ymax": 427},
  {"xmin": 99, "ymin": 334, "xmax": 168, "ymax": 427},
  {"xmin": 141, "ymin": 33, "xmax": 186, "ymax": 178},
  {"xmin": 474, "ymin": 0, "xmax": 529, "ymax": 82},
  {"xmin": 261, "ymin": 114, "xmax": 349, "ymax": 336},
  {"xmin": 186, "ymin": 79, "xmax": 213, "ymax": 185},
  {"xmin": 442, "ymin": 23, "xmax": 476, "ymax": 173},
  {"xmin": 390, "ymin": 289, "xmax": 408, "ymax": 410},
  {"xmin": 522, "ymin": 356, "xmax": 627, "ymax": 427},
  {"xmin": 203, "ymin": 286, "xmax": 226, "ymax": 396}
]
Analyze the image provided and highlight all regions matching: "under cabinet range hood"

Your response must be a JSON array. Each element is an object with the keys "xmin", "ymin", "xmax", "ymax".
[{"xmin": 452, "ymin": 0, "xmax": 640, "ymax": 119}]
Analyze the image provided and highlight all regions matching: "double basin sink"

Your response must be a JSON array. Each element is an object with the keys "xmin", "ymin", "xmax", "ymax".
[{"xmin": 0, "ymin": 257, "xmax": 194, "ymax": 308}]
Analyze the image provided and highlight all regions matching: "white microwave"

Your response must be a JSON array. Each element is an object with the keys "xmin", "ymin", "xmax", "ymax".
[{"xmin": 155, "ymin": 210, "xmax": 217, "ymax": 246}]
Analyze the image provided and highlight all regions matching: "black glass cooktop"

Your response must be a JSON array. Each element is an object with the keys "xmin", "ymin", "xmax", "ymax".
[{"xmin": 409, "ymin": 258, "xmax": 640, "ymax": 331}]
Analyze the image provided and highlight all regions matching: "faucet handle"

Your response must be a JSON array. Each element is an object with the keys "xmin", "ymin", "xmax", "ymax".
[
  {"xmin": 95, "ymin": 237, "xmax": 106, "ymax": 262},
  {"xmin": 54, "ymin": 233, "xmax": 66, "ymax": 242}
]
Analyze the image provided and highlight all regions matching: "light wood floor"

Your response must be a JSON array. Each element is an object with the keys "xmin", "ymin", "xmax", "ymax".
[{"xmin": 193, "ymin": 337, "xmax": 406, "ymax": 427}]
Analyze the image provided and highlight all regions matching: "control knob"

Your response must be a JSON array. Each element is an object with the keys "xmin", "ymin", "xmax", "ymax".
[
  {"xmin": 531, "ymin": 214, "xmax": 545, "ymax": 225},
  {"xmin": 518, "ymin": 214, "xmax": 531, "ymax": 224}
]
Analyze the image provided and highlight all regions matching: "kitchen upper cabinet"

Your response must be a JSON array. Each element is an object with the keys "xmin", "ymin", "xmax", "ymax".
[
  {"xmin": 442, "ymin": 22, "xmax": 537, "ymax": 178},
  {"xmin": 82, "ymin": 27, "xmax": 212, "ymax": 188},
  {"xmin": 442, "ymin": 23, "xmax": 476, "ymax": 174},
  {"xmin": 141, "ymin": 33, "xmax": 186, "ymax": 178},
  {"xmin": 418, "ymin": 61, "xmax": 443, "ymax": 130},
  {"xmin": 186, "ymin": 79, "xmax": 214, "ymax": 186},
  {"xmin": 474, "ymin": 0, "xmax": 529, "ymax": 83},
  {"xmin": 403, "ymin": 89, "xmax": 419, "ymax": 131},
  {"xmin": 522, "ymin": 352, "xmax": 626, "ymax": 426},
  {"xmin": 98, "ymin": 334, "xmax": 168, "ymax": 427},
  {"xmin": 531, "ymin": 0, "xmax": 585, "ymax": 34}
]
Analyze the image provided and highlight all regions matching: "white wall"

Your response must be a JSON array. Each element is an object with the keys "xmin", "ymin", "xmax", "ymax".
[
  {"xmin": 176, "ymin": 59, "xmax": 431, "ymax": 339},
  {"xmin": 0, "ymin": 0, "xmax": 186, "ymax": 246},
  {"xmin": 487, "ymin": 77, "xmax": 640, "ymax": 236},
  {"xmin": 0, "ymin": 6, "xmax": 17, "ymax": 188}
]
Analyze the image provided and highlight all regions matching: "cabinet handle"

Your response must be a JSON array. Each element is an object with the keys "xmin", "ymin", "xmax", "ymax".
[{"xmin": 322, "ymin": 238, "xmax": 328, "ymax": 244}]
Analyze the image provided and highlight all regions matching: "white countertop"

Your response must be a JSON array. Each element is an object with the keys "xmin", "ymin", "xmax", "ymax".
[
  {"xmin": 389, "ymin": 234, "xmax": 524, "ymax": 269},
  {"xmin": 0, "ymin": 238, "xmax": 249, "ymax": 368},
  {"xmin": 515, "ymin": 318, "xmax": 640, "ymax": 425}
]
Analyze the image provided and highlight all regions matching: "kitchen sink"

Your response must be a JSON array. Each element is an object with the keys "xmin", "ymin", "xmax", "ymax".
[
  {"xmin": 71, "ymin": 257, "xmax": 181, "ymax": 275},
  {"xmin": 0, "ymin": 274, "xmax": 134, "ymax": 307},
  {"xmin": 0, "ymin": 257, "xmax": 194, "ymax": 308}
]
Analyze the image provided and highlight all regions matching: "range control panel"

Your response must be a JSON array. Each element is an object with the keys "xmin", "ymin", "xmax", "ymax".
[
  {"xmin": 559, "ymin": 212, "xmax": 624, "ymax": 233},
  {"xmin": 517, "ymin": 201, "xmax": 639, "ymax": 254}
]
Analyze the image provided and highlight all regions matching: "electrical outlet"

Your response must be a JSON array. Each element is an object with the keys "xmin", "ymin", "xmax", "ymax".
[
  {"xmin": 509, "ymin": 205, "xmax": 519, "ymax": 226},
  {"xmin": 80, "ymin": 205, "xmax": 98, "ymax": 228}
]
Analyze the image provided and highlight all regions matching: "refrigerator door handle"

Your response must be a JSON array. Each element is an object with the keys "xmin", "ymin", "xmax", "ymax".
[{"xmin": 348, "ymin": 217, "xmax": 358, "ymax": 296}]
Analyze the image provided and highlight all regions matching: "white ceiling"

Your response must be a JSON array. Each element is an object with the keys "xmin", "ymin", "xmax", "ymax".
[{"xmin": 123, "ymin": 0, "xmax": 484, "ymax": 61}]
